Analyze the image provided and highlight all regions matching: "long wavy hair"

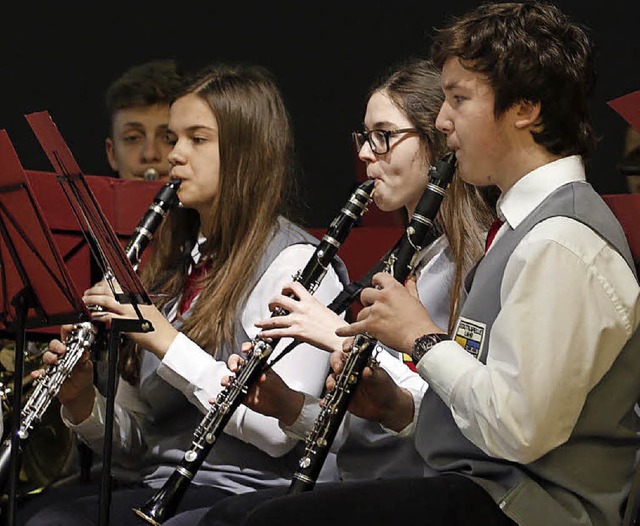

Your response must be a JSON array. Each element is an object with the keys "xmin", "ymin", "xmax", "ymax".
[
  {"xmin": 120, "ymin": 63, "xmax": 299, "ymax": 384},
  {"xmin": 369, "ymin": 57, "xmax": 496, "ymax": 334}
]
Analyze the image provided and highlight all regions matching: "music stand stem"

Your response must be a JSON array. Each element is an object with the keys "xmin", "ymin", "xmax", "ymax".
[
  {"xmin": 6, "ymin": 288, "xmax": 29, "ymax": 526},
  {"xmin": 98, "ymin": 317, "xmax": 151, "ymax": 526}
]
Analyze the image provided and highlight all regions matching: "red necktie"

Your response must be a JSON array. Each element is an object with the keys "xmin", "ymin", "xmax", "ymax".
[
  {"xmin": 178, "ymin": 261, "xmax": 211, "ymax": 315},
  {"xmin": 484, "ymin": 218, "xmax": 504, "ymax": 254}
]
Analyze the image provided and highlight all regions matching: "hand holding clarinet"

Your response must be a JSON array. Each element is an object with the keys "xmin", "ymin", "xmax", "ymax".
[
  {"xmin": 329, "ymin": 274, "xmax": 430, "ymax": 430},
  {"xmin": 0, "ymin": 180, "xmax": 181, "ymax": 491},
  {"xmin": 221, "ymin": 283, "xmax": 351, "ymax": 428},
  {"xmin": 335, "ymin": 272, "xmax": 443, "ymax": 368}
]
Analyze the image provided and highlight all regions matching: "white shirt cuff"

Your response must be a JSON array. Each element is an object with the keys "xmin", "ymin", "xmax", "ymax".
[
  {"xmin": 280, "ymin": 393, "xmax": 321, "ymax": 440},
  {"xmin": 60, "ymin": 386, "xmax": 107, "ymax": 442}
]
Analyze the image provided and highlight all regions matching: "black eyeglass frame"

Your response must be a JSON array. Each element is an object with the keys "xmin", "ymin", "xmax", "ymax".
[{"xmin": 351, "ymin": 127, "xmax": 419, "ymax": 155}]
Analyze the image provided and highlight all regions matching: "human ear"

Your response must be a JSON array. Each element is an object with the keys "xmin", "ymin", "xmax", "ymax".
[
  {"xmin": 105, "ymin": 137, "xmax": 118, "ymax": 172},
  {"xmin": 514, "ymin": 99, "xmax": 541, "ymax": 129}
]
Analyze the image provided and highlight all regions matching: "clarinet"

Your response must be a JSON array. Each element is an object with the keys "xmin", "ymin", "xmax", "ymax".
[
  {"xmin": 0, "ymin": 179, "xmax": 181, "ymax": 491},
  {"xmin": 132, "ymin": 179, "xmax": 375, "ymax": 526},
  {"xmin": 271, "ymin": 210, "xmax": 439, "ymax": 367},
  {"xmin": 289, "ymin": 151, "xmax": 456, "ymax": 494}
]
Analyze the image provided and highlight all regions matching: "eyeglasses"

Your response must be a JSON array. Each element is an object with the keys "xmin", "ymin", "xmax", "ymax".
[{"xmin": 351, "ymin": 128, "xmax": 418, "ymax": 155}]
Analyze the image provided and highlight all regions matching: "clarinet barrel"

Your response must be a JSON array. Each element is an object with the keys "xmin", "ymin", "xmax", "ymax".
[
  {"xmin": 288, "ymin": 152, "xmax": 456, "ymax": 494},
  {"xmin": 132, "ymin": 179, "xmax": 375, "ymax": 525}
]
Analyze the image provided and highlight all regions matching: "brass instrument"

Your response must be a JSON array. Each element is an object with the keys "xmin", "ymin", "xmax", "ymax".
[
  {"xmin": 133, "ymin": 179, "xmax": 375, "ymax": 525},
  {"xmin": 289, "ymin": 152, "xmax": 456, "ymax": 494},
  {"xmin": 0, "ymin": 340, "xmax": 75, "ymax": 498}
]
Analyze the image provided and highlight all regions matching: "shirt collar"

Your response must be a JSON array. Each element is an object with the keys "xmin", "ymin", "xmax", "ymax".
[
  {"xmin": 497, "ymin": 155, "xmax": 586, "ymax": 229},
  {"xmin": 190, "ymin": 233, "xmax": 208, "ymax": 265}
]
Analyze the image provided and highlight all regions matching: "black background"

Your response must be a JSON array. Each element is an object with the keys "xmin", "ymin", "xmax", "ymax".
[{"xmin": 1, "ymin": 1, "xmax": 638, "ymax": 227}]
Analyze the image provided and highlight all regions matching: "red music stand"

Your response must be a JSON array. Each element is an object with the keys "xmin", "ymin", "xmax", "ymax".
[
  {"xmin": 24, "ymin": 170, "xmax": 165, "ymax": 337},
  {"xmin": 0, "ymin": 129, "xmax": 91, "ymax": 526},
  {"xmin": 24, "ymin": 110, "xmax": 154, "ymax": 526}
]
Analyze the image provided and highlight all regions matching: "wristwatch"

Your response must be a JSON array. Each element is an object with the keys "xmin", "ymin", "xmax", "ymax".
[{"xmin": 412, "ymin": 333, "xmax": 451, "ymax": 365}]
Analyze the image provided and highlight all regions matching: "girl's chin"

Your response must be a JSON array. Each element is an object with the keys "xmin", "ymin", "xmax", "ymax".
[{"xmin": 373, "ymin": 201, "xmax": 400, "ymax": 213}]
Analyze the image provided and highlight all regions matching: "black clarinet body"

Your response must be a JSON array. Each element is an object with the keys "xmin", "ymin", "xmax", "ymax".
[
  {"xmin": 288, "ymin": 152, "xmax": 456, "ymax": 494},
  {"xmin": 0, "ymin": 179, "xmax": 181, "ymax": 493},
  {"xmin": 132, "ymin": 179, "xmax": 375, "ymax": 525},
  {"xmin": 125, "ymin": 180, "xmax": 182, "ymax": 269}
]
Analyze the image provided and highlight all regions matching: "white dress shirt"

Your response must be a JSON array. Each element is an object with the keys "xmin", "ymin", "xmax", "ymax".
[{"xmin": 417, "ymin": 155, "xmax": 640, "ymax": 463}]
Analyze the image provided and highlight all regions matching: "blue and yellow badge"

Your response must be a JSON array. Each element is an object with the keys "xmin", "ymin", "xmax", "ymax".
[{"xmin": 454, "ymin": 317, "xmax": 486, "ymax": 359}]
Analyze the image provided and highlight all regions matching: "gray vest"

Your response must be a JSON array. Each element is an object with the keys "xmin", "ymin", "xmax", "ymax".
[
  {"xmin": 138, "ymin": 216, "xmax": 349, "ymax": 492},
  {"xmin": 415, "ymin": 182, "xmax": 640, "ymax": 526}
]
